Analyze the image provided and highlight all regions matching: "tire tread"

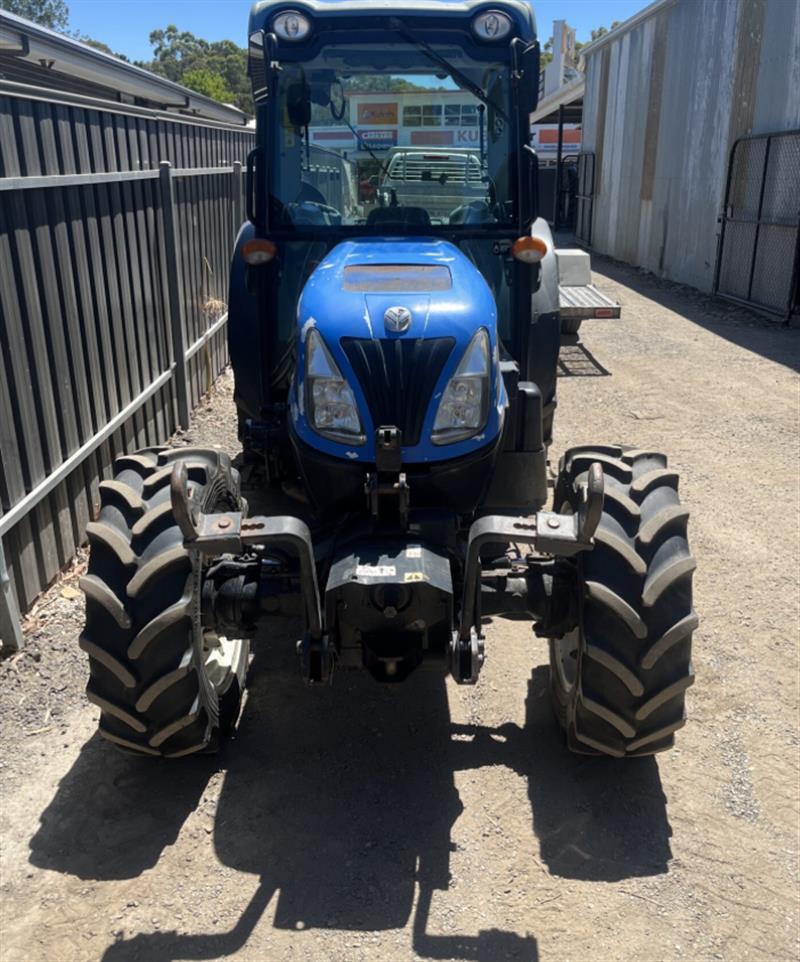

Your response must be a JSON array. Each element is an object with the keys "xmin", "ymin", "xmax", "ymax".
[{"xmin": 549, "ymin": 445, "xmax": 697, "ymax": 757}]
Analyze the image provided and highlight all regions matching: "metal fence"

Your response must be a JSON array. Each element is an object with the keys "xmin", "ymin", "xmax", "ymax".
[
  {"xmin": 305, "ymin": 143, "xmax": 358, "ymax": 216},
  {"xmin": 0, "ymin": 90, "xmax": 255, "ymax": 649},
  {"xmin": 0, "ymin": 81, "xmax": 255, "ymax": 178},
  {"xmin": 715, "ymin": 130, "xmax": 800, "ymax": 320}
]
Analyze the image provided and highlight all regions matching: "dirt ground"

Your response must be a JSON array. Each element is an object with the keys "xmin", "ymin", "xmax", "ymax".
[{"xmin": 1, "ymin": 257, "xmax": 798, "ymax": 962}]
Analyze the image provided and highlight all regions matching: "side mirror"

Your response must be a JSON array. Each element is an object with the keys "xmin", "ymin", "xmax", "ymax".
[{"xmin": 513, "ymin": 39, "xmax": 540, "ymax": 116}]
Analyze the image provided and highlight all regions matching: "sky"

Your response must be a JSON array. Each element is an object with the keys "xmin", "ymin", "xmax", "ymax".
[{"xmin": 67, "ymin": 0, "xmax": 651, "ymax": 62}]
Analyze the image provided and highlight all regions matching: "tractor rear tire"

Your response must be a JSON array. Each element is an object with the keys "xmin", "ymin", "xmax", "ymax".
[
  {"xmin": 549, "ymin": 445, "xmax": 697, "ymax": 757},
  {"xmin": 560, "ymin": 316, "xmax": 582, "ymax": 336},
  {"xmin": 79, "ymin": 447, "xmax": 249, "ymax": 757}
]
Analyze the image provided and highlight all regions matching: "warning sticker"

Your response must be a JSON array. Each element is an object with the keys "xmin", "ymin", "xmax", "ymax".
[
  {"xmin": 406, "ymin": 546, "xmax": 422, "ymax": 558},
  {"xmin": 404, "ymin": 572, "xmax": 425, "ymax": 583},
  {"xmin": 356, "ymin": 564, "xmax": 396, "ymax": 578}
]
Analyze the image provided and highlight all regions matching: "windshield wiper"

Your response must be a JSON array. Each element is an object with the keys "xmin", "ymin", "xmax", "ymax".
[
  {"xmin": 388, "ymin": 19, "xmax": 510, "ymax": 124},
  {"xmin": 340, "ymin": 112, "xmax": 392, "ymax": 176}
]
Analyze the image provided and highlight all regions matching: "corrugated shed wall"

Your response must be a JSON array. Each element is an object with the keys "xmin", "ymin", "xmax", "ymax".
[{"xmin": 582, "ymin": 0, "xmax": 800, "ymax": 292}]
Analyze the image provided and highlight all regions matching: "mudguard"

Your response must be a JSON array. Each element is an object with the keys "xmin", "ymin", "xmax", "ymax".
[
  {"xmin": 527, "ymin": 217, "xmax": 561, "ymax": 440},
  {"xmin": 227, "ymin": 220, "xmax": 264, "ymax": 425}
]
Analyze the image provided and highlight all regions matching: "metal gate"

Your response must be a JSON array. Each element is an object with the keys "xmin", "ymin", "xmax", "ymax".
[
  {"xmin": 715, "ymin": 130, "xmax": 800, "ymax": 320},
  {"xmin": 575, "ymin": 152, "xmax": 595, "ymax": 245}
]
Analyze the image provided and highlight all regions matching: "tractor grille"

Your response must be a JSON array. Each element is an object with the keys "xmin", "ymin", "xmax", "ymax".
[{"xmin": 341, "ymin": 337, "xmax": 455, "ymax": 447}]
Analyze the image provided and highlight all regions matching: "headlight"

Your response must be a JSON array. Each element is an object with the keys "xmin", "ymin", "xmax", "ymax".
[
  {"xmin": 306, "ymin": 329, "xmax": 364, "ymax": 443},
  {"xmin": 432, "ymin": 329, "xmax": 490, "ymax": 444},
  {"xmin": 472, "ymin": 11, "xmax": 513, "ymax": 41},
  {"xmin": 273, "ymin": 10, "xmax": 312, "ymax": 42}
]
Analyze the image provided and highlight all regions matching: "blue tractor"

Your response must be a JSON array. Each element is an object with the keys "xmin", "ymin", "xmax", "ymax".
[{"xmin": 79, "ymin": 0, "xmax": 696, "ymax": 760}]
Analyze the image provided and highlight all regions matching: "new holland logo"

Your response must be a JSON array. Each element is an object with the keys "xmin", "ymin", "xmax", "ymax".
[{"xmin": 384, "ymin": 306, "xmax": 412, "ymax": 333}]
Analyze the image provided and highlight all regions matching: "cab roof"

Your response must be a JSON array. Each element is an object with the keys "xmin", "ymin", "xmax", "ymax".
[{"xmin": 249, "ymin": 1, "xmax": 536, "ymax": 40}]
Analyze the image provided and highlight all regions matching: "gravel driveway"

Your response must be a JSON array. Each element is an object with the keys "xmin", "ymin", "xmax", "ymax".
[{"xmin": 1, "ymin": 257, "xmax": 798, "ymax": 962}]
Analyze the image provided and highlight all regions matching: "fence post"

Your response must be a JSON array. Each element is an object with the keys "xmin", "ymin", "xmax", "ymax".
[
  {"xmin": 232, "ymin": 161, "xmax": 243, "ymax": 237},
  {"xmin": 0, "ymin": 541, "xmax": 24, "ymax": 651},
  {"xmin": 159, "ymin": 160, "xmax": 191, "ymax": 430}
]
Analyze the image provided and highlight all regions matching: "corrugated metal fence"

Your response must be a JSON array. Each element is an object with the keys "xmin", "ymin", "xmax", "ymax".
[{"xmin": 0, "ymin": 87, "xmax": 255, "ymax": 648}]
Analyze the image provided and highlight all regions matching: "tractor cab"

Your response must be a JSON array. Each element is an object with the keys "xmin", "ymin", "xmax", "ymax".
[{"xmin": 231, "ymin": 0, "xmax": 557, "ymax": 510}]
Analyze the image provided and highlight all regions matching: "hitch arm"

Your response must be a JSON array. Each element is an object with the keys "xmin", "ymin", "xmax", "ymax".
[
  {"xmin": 459, "ymin": 462, "xmax": 604, "ymax": 641},
  {"xmin": 170, "ymin": 462, "xmax": 323, "ymax": 640}
]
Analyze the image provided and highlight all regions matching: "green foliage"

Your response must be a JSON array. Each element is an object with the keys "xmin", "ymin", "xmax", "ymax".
[
  {"xmin": 72, "ymin": 32, "xmax": 129, "ymax": 60},
  {"xmin": 344, "ymin": 75, "xmax": 431, "ymax": 93},
  {"xmin": 137, "ymin": 25, "xmax": 253, "ymax": 115},
  {"xmin": 0, "ymin": 0, "xmax": 68, "ymax": 30},
  {"xmin": 571, "ymin": 22, "xmax": 622, "ymax": 59},
  {"xmin": 182, "ymin": 68, "xmax": 234, "ymax": 104}
]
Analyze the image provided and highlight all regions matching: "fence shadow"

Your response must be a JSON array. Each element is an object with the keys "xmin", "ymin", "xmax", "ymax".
[
  {"xmin": 593, "ymin": 256, "xmax": 800, "ymax": 373},
  {"xmin": 29, "ymin": 638, "xmax": 672, "ymax": 962}
]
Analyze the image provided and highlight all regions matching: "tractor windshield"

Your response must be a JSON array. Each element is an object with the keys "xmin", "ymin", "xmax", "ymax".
[{"xmin": 269, "ymin": 41, "xmax": 517, "ymax": 233}]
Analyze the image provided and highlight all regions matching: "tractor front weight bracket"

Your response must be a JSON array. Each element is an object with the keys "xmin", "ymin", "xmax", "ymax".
[
  {"xmin": 170, "ymin": 460, "xmax": 604, "ymax": 689},
  {"xmin": 170, "ymin": 462, "xmax": 324, "ymax": 652},
  {"xmin": 452, "ymin": 462, "xmax": 605, "ymax": 683}
]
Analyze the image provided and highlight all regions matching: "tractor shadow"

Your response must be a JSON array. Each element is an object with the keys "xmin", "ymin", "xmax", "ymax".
[
  {"xmin": 29, "ymin": 640, "xmax": 672, "ymax": 962},
  {"xmin": 27, "ymin": 730, "xmax": 215, "ymax": 881}
]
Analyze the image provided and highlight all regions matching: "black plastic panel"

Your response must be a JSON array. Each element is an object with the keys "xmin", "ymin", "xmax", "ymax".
[{"xmin": 341, "ymin": 337, "xmax": 455, "ymax": 447}]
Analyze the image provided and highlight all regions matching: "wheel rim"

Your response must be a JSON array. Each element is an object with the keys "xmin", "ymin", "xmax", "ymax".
[
  {"xmin": 202, "ymin": 629, "xmax": 245, "ymax": 695},
  {"xmin": 196, "ymin": 488, "xmax": 248, "ymax": 700},
  {"xmin": 553, "ymin": 627, "xmax": 579, "ymax": 692}
]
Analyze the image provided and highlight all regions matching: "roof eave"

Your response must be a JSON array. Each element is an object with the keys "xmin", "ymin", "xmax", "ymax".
[{"xmin": 0, "ymin": 10, "xmax": 248, "ymax": 125}]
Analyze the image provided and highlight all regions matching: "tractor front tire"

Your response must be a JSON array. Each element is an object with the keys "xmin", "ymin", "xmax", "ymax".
[
  {"xmin": 549, "ymin": 445, "xmax": 697, "ymax": 757},
  {"xmin": 79, "ymin": 447, "xmax": 249, "ymax": 757},
  {"xmin": 560, "ymin": 316, "xmax": 582, "ymax": 336}
]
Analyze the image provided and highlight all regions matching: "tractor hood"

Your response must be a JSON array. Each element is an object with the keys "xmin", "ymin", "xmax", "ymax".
[
  {"xmin": 298, "ymin": 238, "xmax": 497, "ymax": 343},
  {"xmin": 291, "ymin": 237, "xmax": 505, "ymax": 464}
]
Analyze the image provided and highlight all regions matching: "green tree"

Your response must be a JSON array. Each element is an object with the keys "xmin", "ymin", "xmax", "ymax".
[
  {"xmin": 139, "ymin": 25, "xmax": 252, "ymax": 114},
  {"xmin": 575, "ymin": 21, "xmax": 622, "ymax": 56},
  {"xmin": 343, "ymin": 75, "xmax": 431, "ymax": 94},
  {"xmin": 0, "ymin": 0, "xmax": 69, "ymax": 30},
  {"xmin": 182, "ymin": 68, "xmax": 234, "ymax": 104},
  {"xmin": 72, "ymin": 33, "xmax": 129, "ymax": 60}
]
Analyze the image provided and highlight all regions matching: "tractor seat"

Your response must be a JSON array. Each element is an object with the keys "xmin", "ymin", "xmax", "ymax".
[{"xmin": 366, "ymin": 206, "xmax": 431, "ymax": 228}]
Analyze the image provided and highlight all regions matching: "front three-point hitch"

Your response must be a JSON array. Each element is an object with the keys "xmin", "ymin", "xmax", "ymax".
[
  {"xmin": 170, "ymin": 460, "xmax": 605, "ymax": 686},
  {"xmin": 449, "ymin": 462, "xmax": 604, "ymax": 683}
]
